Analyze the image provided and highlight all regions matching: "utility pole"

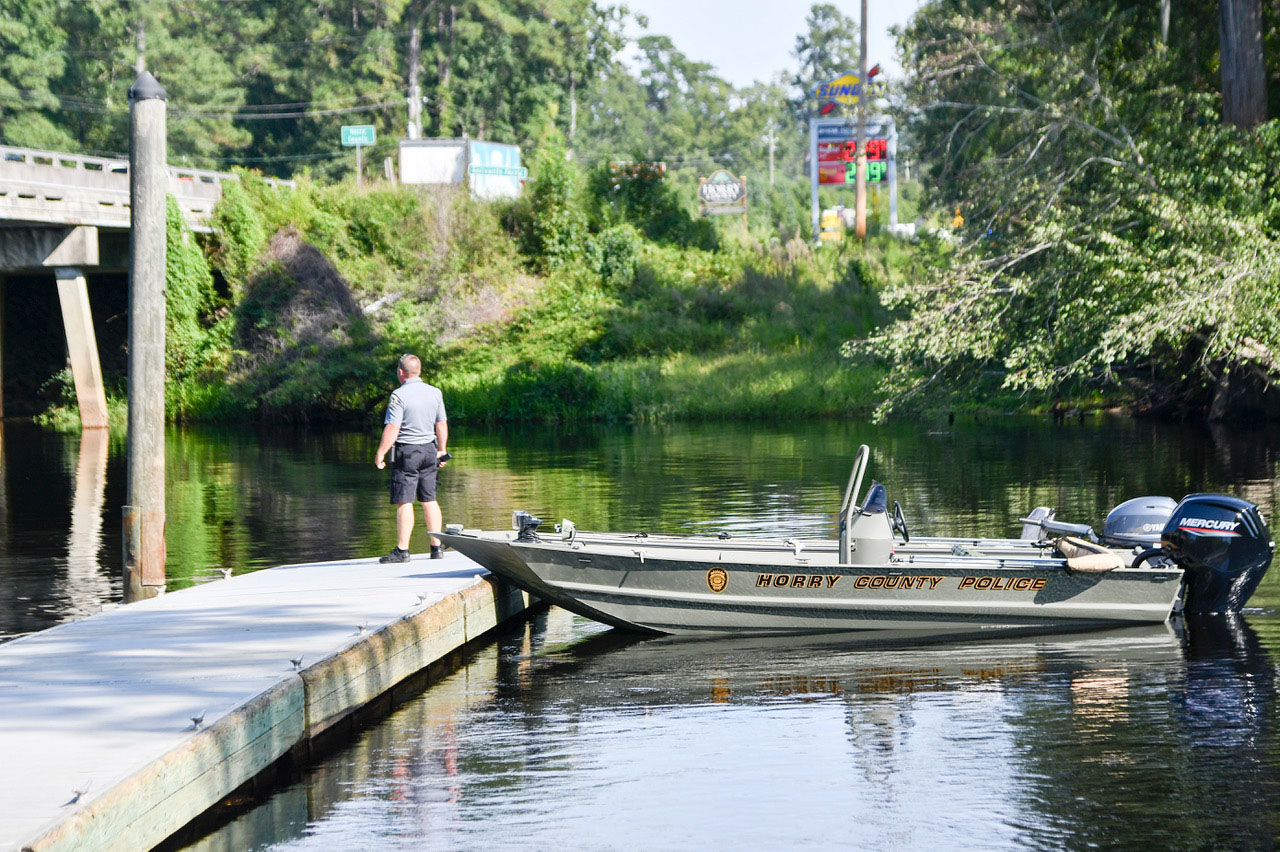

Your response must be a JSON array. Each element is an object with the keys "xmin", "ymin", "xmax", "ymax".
[
  {"xmin": 124, "ymin": 70, "xmax": 168, "ymax": 602},
  {"xmin": 764, "ymin": 122, "xmax": 777, "ymax": 186},
  {"xmin": 134, "ymin": 19, "xmax": 146, "ymax": 73},
  {"xmin": 855, "ymin": 0, "xmax": 868, "ymax": 240}
]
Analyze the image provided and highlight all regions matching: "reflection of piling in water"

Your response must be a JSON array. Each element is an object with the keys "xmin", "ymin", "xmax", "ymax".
[
  {"xmin": 64, "ymin": 429, "xmax": 111, "ymax": 614},
  {"xmin": 0, "ymin": 422, "xmax": 7, "ymax": 558}
]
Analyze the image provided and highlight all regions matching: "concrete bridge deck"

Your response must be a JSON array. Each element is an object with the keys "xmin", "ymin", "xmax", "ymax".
[
  {"xmin": 0, "ymin": 145, "xmax": 232, "ymax": 233},
  {"xmin": 0, "ymin": 552, "xmax": 532, "ymax": 852}
]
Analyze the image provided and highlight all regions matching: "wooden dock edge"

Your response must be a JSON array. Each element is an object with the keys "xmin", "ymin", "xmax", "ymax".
[{"xmin": 19, "ymin": 576, "xmax": 534, "ymax": 852}]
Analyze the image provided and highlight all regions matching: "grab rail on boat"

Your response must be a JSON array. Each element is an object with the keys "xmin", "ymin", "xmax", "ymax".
[{"xmin": 838, "ymin": 444, "xmax": 870, "ymax": 564}]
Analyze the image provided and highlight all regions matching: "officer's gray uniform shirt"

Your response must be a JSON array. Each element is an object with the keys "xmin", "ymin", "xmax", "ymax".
[{"xmin": 384, "ymin": 377, "xmax": 446, "ymax": 445}]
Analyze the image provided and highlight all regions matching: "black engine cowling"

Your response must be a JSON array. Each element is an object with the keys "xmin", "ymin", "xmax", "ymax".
[{"xmin": 1161, "ymin": 494, "xmax": 1275, "ymax": 614}]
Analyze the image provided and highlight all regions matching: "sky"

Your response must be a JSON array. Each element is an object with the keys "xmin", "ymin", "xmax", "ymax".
[{"xmin": 622, "ymin": 0, "xmax": 926, "ymax": 87}]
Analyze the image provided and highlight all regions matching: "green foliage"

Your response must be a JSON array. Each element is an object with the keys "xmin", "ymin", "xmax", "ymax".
[
  {"xmin": 586, "ymin": 223, "xmax": 641, "ymax": 291},
  {"xmin": 0, "ymin": 0, "xmax": 73, "ymax": 149},
  {"xmin": 440, "ymin": 233, "xmax": 886, "ymax": 423},
  {"xmin": 870, "ymin": 0, "xmax": 1280, "ymax": 420},
  {"xmin": 519, "ymin": 134, "xmax": 587, "ymax": 272},
  {"xmin": 165, "ymin": 195, "xmax": 232, "ymax": 420},
  {"xmin": 209, "ymin": 177, "xmax": 267, "ymax": 284},
  {"xmin": 587, "ymin": 161, "xmax": 716, "ymax": 249}
]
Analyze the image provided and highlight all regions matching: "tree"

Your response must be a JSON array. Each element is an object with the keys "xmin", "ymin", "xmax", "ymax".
[
  {"xmin": 1219, "ymin": 0, "xmax": 1267, "ymax": 127},
  {"xmin": 866, "ymin": 0, "xmax": 1280, "ymax": 419},
  {"xmin": 790, "ymin": 3, "xmax": 860, "ymax": 119},
  {"xmin": 0, "ymin": 0, "xmax": 73, "ymax": 148}
]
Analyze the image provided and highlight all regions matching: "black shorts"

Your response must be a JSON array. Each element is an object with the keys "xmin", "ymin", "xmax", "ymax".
[{"xmin": 389, "ymin": 443, "xmax": 438, "ymax": 504}]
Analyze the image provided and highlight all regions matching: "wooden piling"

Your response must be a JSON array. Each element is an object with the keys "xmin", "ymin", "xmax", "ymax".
[{"xmin": 125, "ymin": 70, "xmax": 168, "ymax": 601}]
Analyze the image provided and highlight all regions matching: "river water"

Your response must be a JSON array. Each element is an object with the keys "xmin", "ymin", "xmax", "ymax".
[{"xmin": 3, "ymin": 416, "xmax": 1280, "ymax": 848}]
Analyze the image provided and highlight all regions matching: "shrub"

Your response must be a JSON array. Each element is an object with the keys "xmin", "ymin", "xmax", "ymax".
[
  {"xmin": 520, "ymin": 135, "xmax": 587, "ymax": 272},
  {"xmin": 587, "ymin": 224, "xmax": 641, "ymax": 291}
]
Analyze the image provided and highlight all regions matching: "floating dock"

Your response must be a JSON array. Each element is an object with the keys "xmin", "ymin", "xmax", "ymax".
[{"xmin": 0, "ymin": 553, "xmax": 532, "ymax": 852}]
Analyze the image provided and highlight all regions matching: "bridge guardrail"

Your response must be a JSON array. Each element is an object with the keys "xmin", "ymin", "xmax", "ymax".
[{"xmin": 0, "ymin": 145, "xmax": 294, "ymax": 233}]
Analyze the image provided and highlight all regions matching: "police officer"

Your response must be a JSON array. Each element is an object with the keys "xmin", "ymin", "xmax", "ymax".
[{"xmin": 374, "ymin": 354, "xmax": 449, "ymax": 562}]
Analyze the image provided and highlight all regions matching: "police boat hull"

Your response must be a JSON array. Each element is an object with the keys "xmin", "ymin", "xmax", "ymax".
[
  {"xmin": 438, "ymin": 528, "xmax": 1184, "ymax": 635},
  {"xmin": 438, "ymin": 445, "xmax": 1272, "ymax": 636}
]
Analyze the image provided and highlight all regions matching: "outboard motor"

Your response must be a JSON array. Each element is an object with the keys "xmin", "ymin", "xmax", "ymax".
[
  {"xmin": 1161, "ymin": 495, "xmax": 1275, "ymax": 614},
  {"xmin": 1101, "ymin": 496, "xmax": 1177, "ymax": 548}
]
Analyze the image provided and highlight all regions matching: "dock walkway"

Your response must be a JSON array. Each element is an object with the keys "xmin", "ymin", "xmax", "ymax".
[{"xmin": 0, "ymin": 553, "xmax": 531, "ymax": 852}]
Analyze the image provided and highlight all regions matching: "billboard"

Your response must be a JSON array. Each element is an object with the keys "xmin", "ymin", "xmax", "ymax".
[
  {"xmin": 399, "ymin": 139, "xmax": 467, "ymax": 184},
  {"xmin": 467, "ymin": 140, "xmax": 526, "ymax": 200},
  {"xmin": 812, "ymin": 69, "xmax": 888, "ymax": 113},
  {"xmin": 399, "ymin": 138, "xmax": 526, "ymax": 199}
]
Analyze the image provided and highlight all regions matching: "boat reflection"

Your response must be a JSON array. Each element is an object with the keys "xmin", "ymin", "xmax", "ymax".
[{"xmin": 181, "ymin": 613, "xmax": 1279, "ymax": 851}]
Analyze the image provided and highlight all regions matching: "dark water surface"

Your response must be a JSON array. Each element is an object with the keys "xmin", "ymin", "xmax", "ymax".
[{"xmin": 4, "ymin": 416, "xmax": 1280, "ymax": 848}]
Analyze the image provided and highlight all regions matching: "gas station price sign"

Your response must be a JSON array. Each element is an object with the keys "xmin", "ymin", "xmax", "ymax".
[
  {"xmin": 817, "ymin": 128, "xmax": 888, "ymax": 185},
  {"xmin": 808, "ymin": 114, "xmax": 898, "ymax": 243}
]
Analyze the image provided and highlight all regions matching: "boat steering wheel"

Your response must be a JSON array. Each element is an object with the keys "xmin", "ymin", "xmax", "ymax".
[{"xmin": 892, "ymin": 500, "xmax": 910, "ymax": 543}]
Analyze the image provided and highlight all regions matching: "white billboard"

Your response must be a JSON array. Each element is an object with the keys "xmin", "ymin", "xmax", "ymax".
[{"xmin": 399, "ymin": 139, "xmax": 467, "ymax": 185}]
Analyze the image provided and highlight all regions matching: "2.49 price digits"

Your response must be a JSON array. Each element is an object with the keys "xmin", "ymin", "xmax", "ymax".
[{"xmin": 840, "ymin": 138, "xmax": 887, "ymax": 161}]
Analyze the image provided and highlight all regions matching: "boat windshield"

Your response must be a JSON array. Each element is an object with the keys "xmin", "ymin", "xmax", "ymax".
[{"xmin": 861, "ymin": 481, "xmax": 888, "ymax": 515}]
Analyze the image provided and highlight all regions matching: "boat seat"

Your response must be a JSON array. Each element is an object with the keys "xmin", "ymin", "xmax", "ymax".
[{"xmin": 1055, "ymin": 536, "xmax": 1125, "ymax": 573}]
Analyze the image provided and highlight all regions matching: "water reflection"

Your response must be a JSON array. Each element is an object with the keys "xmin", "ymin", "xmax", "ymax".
[
  {"xmin": 64, "ymin": 428, "xmax": 110, "ymax": 614},
  {"xmin": 182, "ymin": 612, "xmax": 1280, "ymax": 850}
]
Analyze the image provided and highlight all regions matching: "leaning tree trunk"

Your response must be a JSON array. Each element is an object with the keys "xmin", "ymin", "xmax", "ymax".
[{"xmin": 1219, "ymin": 0, "xmax": 1267, "ymax": 127}]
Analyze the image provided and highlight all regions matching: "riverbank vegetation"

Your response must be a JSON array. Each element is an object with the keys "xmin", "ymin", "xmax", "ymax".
[
  {"xmin": 865, "ymin": 0, "xmax": 1280, "ymax": 421},
  {"xmin": 8, "ymin": 1, "xmax": 1279, "ymax": 427},
  {"xmin": 164, "ymin": 160, "xmax": 895, "ymax": 424}
]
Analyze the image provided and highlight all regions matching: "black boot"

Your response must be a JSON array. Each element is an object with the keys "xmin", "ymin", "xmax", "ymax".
[
  {"xmin": 380, "ymin": 547, "xmax": 410, "ymax": 563},
  {"xmin": 430, "ymin": 545, "xmax": 443, "ymax": 559}
]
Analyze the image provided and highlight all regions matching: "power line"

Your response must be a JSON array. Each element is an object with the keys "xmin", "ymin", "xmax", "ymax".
[
  {"xmin": 0, "ymin": 89, "xmax": 401, "ymax": 120},
  {"xmin": 173, "ymin": 100, "xmax": 398, "ymax": 120},
  {"xmin": 53, "ymin": 26, "xmax": 416, "ymax": 59}
]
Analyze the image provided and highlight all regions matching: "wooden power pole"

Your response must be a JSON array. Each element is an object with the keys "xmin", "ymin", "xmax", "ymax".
[{"xmin": 124, "ymin": 70, "xmax": 168, "ymax": 601}]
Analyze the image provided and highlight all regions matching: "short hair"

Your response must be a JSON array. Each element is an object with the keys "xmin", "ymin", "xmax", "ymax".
[{"xmin": 397, "ymin": 354, "xmax": 422, "ymax": 376}]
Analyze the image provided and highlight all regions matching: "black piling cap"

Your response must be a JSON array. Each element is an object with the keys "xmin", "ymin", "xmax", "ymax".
[{"xmin": 128, "ymin": 71, "xmax": 168, "ymax": 102}]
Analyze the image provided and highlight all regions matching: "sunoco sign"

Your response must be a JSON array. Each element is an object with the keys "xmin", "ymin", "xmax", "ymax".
[{"xmin": 698, "ymin": 169, "xmax": 747, "ymax": 215}]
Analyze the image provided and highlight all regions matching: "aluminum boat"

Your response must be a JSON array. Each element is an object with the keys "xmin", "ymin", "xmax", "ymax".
[{"xmin": 439, "ymin": 445, "xmax": 1274, "ymax": 635}]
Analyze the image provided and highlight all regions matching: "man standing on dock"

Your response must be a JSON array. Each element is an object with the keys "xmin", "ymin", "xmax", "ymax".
[{"xmin": 374, "ymin": 354, "xmax": 449, "ymax": 562}]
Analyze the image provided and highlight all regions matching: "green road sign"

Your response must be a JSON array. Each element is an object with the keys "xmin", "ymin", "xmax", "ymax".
[{"xmin": 341, "ymin": 125, "xmax": 376, "ymax": 147}]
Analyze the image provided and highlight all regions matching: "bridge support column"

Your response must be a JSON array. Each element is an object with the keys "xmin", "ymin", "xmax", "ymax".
[{"xmin": 54, "ymin": 267, "xmax": 109, "ymax": 429}]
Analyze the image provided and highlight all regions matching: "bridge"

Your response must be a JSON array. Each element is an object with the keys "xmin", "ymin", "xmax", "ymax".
[{"xmin": 0, "ymin": 145, "xmax": 284, "ymax": 426}]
